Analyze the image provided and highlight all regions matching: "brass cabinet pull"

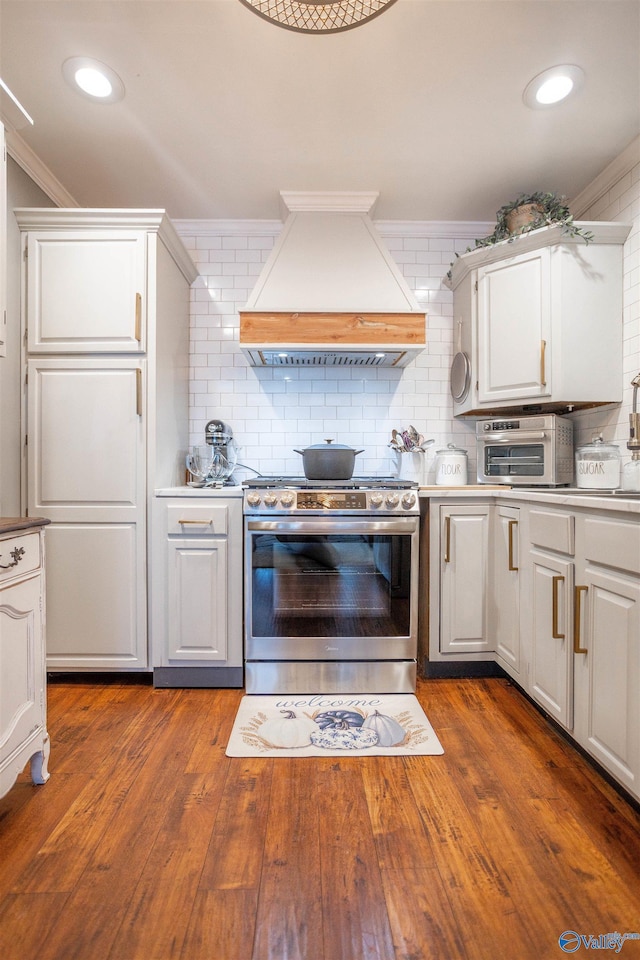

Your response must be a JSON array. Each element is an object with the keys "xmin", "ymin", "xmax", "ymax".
[
  {"xmin": 508, "ymin": 519, "xmax": 518, "ymax": 571},
  {"xmin": 135, "ymin": 292, "xmax": 142, "ymax": 342},
  {"xmin": 573, "ymin": 585, "xmax": 588, "ymax": 654},
  {"xmin": 444, "ymin": 515, "xmax": 451, "ymax": 563},
  {"xmin": 178, "ymin": 519, "xmax": 213, "ymax": 525},
  {"xmin": 540, "ymin": 340, "xmax": 547, "ymax": 387},
  {"xmin": 135, "ymin": 368, "xmax": 142, "ymax": 416},
  {"xmin": 552, "ymin": 575, "xmax": 565, "ymax": 639}
]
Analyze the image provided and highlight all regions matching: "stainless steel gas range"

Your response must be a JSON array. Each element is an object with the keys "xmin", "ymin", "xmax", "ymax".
[{"xmin": 243, "ymin": 477, "xmax": 420, "ymax": 694}]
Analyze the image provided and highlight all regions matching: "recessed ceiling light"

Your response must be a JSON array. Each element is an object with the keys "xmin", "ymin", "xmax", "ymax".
[
  {"xmin": 62, "ymin": 57, "xmax": 125, "ymax": 103},
  {"xmin": 523, "ymin": 64, "xmax": 584, "ymax": 109}
]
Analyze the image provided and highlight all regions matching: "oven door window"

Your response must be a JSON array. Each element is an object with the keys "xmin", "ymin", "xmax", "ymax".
[
  {"xmin": 249, "ymin": 532, "xmax": 412, "ymax": 638},
  {"xmin": 484, "ymin": 442, "xmax": 545, "ymax": 478}
]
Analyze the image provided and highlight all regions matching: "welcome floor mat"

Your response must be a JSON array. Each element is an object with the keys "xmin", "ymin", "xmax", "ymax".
[{"xmin": 226, "ymin": 694, "xmax": 444, "ymax": 757}]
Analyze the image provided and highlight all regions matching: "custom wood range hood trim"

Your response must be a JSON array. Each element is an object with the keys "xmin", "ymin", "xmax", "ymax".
[{"xmin": 239, "ymin": 192, "xmax": 426, "ymax": 367}]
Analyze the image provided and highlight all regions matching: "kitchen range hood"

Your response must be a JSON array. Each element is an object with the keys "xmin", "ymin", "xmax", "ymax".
[{"xmin": 240, "ymin": 192, "xmax": 426, "ymax": 367}]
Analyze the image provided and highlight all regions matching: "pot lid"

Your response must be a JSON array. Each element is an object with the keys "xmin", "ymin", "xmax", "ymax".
[
  {"xmin": 436, "ymin": 442, "xmax": 468, "ymax": 455},
  {"xmin": 304, "ymin": 439, "xmax": 356, "ymax": 451}
]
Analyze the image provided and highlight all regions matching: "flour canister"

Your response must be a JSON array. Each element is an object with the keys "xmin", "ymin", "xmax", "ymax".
[
  {"xmin": 575, "ymin": 437, "xmax": 621, "ymax": 489},
  {"xmin": 435, "ymin": 443, "xmax": 468, "ymax": 486}
]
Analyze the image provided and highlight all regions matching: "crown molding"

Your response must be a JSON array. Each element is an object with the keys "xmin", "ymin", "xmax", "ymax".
[
  {"xmin": 570, "ymin": 135, "xmax": 640, "ymax": 218},
  {"xmin": 279, "ymin": 190, "xmax": 379, "ymax": 216},
  {"xmin": 173, "ymin": 218, "xmax": 284, "ymax": 237},
  {"xmin": 5, "ymin": 130, "xmax": 78, "ymax": 207},
  {"xmin": 375, "ymin": 220, "xmax": 494, "ymax": 239}
]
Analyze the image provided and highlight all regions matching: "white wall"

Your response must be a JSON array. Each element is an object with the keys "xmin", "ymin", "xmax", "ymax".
[
  {"xmin": 179, "ymin": 146, "xmax": 640, "ymax": 484},
  {"xmin": 570, "ymin": 149, "xmax": 640, "ymax": 467},
  {"xmin": 0, "ymin": 158, "xmax": 54, "ymax": 515}
]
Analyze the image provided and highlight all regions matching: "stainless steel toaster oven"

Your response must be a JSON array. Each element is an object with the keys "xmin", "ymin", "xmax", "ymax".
[{"xmin": 476, "ymin": 414, "xmax": 574, "ymax": 486}]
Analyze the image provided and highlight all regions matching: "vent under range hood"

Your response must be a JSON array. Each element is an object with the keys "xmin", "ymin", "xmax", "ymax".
[{"xmin": 239, "ymin": 192, "xmax": 426, "ymax": 368}]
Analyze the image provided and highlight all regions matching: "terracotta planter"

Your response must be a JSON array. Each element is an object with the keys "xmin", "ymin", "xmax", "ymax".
[{"xmin": 506, "ymin": 203, "xmax": 544, "ymax": 235}]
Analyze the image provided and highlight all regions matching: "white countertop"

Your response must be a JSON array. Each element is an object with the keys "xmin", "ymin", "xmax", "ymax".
[
  {"xmin": 418, "ymin": 485, "xmax": 640, "ymax": 514},
  {"xmin": 155, "ymin": 485, "xmax": 243, "ymax": 498}
]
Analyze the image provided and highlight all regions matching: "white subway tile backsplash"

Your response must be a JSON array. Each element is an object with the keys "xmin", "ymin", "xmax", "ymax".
[{"xmin": 183, "ymin": 186, "xmax": 640, "ymax": 478}]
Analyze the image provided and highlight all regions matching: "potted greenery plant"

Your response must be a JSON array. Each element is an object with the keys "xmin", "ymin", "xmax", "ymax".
[{"xmin": 447, "ymin": 191, "xmax": 593, "ymax": 280}]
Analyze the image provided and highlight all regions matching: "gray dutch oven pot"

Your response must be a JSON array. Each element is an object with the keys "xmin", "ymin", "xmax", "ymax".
[{"xmin": 294, "ymin": 439, "xmax": 364, "ymax": 480}]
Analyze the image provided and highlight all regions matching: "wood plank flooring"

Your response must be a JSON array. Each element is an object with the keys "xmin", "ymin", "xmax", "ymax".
[{"xmin": 1, "ymin": 677, "xmax": 639, "ymax": 960}]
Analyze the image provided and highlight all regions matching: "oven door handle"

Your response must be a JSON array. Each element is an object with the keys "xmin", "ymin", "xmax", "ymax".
[
  {"xmin": 246, "ymin": 518, "xmax": 419, "ymax": 535},
  {"xmin": 480, "ymin": 431, "xmax": 547, "ymax": 443}
]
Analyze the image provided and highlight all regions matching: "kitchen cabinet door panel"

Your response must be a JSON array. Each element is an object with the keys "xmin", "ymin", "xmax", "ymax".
[
  {"xmin": 44, "ymin": 522, "xmax": 146, "ymax": 669},
  {"xmin": 574, "ymin": 568, "xmax": 639, "ymax": 794},
  {"xmin": 27, "ymin": 358, "xmax": 145, "ymax": 522},
  {"xmin": 478, "ymin": 252, "xmax": 550, "ymax": 403},
  {"xmin": 167, "ymin": 539, "xmax": 228, "ymax": 661},
  {"xmin": 530, "ymin": 551, "xmax": 574, "ymax": 730},
  {"xmin": 25, "ymin": 231, "xmax": 146, "ymax": 353},
  {"xmin": 439, "ymin": 506, "xmax": 491, "ymax": 653},
  {"xmin": 493, "ymin": 505, "xmax": 520, "ymax": 674}
]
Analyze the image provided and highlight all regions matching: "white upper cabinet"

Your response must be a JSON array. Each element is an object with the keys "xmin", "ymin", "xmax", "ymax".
[
  {"xmin": 449, "ymin": 223, "xmax": 631, "ymax": 416},
  {"xmin": 23, "ymin": 229, "xmax": 146, "ymax": 353}
]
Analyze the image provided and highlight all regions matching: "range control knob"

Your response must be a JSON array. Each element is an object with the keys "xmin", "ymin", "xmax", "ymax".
[
  {"xmin": 280, "ymin": 491, "xmax": 295, "ymax": 507},
  {"xmin": 385, "ymin": 492, "xmax": 400, "ymax": 508},
  {"xmin": 370, "ymin": 493, "xmax": 384, "ymax": 507},
  {"xmin": 402, "ymin": 492, "xmax": 417, "ymax": 509},
  {"xmin": 246, "ymin": 492, "xmax": 262, "ymax": 508},
  {"xmin": 263, "ymin": 492, "xmax": 279, "ymax": 507}
]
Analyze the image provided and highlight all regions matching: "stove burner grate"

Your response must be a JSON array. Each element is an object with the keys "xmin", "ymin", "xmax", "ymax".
[{"xmin": 242, "ymin": 476, "xmax": 418, "ymax": 491}]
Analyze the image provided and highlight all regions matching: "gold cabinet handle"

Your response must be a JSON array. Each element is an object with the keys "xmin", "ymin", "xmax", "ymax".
[
  {"xmin": 444, "ymin": 515, "xmax": 451, "ymax": 563},
  {"xmin": 508, "ymin": 519, "xmax": 518, "ymax": 571},
  {"xmin": 136, "ymin": 368, "xmax": 142, "ymax": 416},
  {"xmin": 552, "ymin": 575, "xmax": 565, "ymax": 639},
  {"xmin": 178, "ymin": 519, "xmax": 213, "ymax": 525},
  {"xmin": 540, "ymin": 339, "xmax": 547, "ymax": 387},
  {"xmin": 573, "ymin": 585, "xmax": 588, "ymax": 654},
  {"xmin": 135, "ymin": 292, "xmax": 142, "ymax": 342}
]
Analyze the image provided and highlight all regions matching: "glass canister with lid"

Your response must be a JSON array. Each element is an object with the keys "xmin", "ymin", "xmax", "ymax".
[{"xmin": 575, "ymin": 436, "xmax": 621, "ymax": 489}]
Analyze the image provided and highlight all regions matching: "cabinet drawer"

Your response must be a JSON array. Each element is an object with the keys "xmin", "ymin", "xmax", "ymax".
[
  {"xmin": 0, "ymin": 532, "xmax": 41, "ymax": 582},
  {"xmin": 167, "ymin": 505, "xmax": 228, "ymax": 536},
  {"xmin": 583, "ymin": 517, "xmax": 640, "ymax": 575},
  {"xmin": 529, "ymin": 509, "xmax": 575, "ymax": 554}
]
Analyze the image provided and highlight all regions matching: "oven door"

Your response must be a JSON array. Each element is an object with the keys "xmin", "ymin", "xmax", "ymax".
[
  {"xmin": 478, "ymin": 430, "xmax": 552, "ymax": 484},
  {"xmin": 244, "ymin": 516, "xmax": 419, "ymax": 660}
]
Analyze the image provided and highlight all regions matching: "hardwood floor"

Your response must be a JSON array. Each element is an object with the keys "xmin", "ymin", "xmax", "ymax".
[{"xmin": 1, "ymin": 677, "xmax": 639, "ymax": 960}]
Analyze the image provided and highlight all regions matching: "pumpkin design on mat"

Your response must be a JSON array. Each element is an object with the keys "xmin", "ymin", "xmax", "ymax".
[
  {"xmin": 259, "ymin": 709, "xmax": 318, "ymax": 749},
  {"xmin": 362, "ymin": 709, "xmax": 407, "ymax": 747},
  {"xmin": 310, "ymin": 719, "xmax": 379, "ymax": 750}
]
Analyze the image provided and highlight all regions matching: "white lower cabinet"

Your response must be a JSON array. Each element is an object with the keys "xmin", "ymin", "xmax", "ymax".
[
  {"xmin": 151, "ymin": 495, "xmax": 243, "ymax": 687},
  {"xmin": 524, "ymin": 504, "xmax": 640, "ymax": 800},
  {"xmin": 572, "ymin": 516, "xmax": 640, "ymax": 799},
  {"xmin": 437, "ymin": 503, "xmax": 492, "ymax": 655},
  {"xmin": 27, "ymin": 358, "xmax": 147, "ymax": 670},
  {"xmin": 493, "ymin": 504, "xmax": 521, "ymax": 675},
  {"xmin": 426, "ymin": 494, "xmax": 640, "ymax": 801},
  {"xmin": 0, "ymin": 522, "xmax": 50, "ymax": 798}
]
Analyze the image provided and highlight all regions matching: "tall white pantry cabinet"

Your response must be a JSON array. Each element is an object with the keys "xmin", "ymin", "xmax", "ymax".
[{"xmin": 16, "ymin": 209, "xmax": 198, "ymax": 671}]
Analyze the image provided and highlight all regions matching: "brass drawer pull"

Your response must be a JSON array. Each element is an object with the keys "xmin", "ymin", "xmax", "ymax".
[
  {"xmin": 0, "ymin": 546, "xmax": 25, "ymax": 570},
  {"xmin": 508, "ymin": 519, "xmax": 518, "ymax": 571},
  {"xmin": 552, "ymin": 575, "xmax": 565, "ymax": 639},
  {"xmin": 178, "ymin": 519, "xmax": 213, "ymax": 525},
  {"xmin": 573, "ymin": 585, "xmax": 588, "ymax": 654},
  {"xmin": 135, "ymin": 292, "xmax": 142, "ymax": 342},
  {"xmin": 444, "ymin": 515, "xmax": 451, "ymax": 563},
  {"xmin": 136, "ymin": 368, "xmax": 142, "ymax": 416}
]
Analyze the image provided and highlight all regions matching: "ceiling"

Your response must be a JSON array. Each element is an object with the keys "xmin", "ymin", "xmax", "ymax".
[{"xmin": 1, "ymin": 0, "xmax": 639, "ymax": 223}]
